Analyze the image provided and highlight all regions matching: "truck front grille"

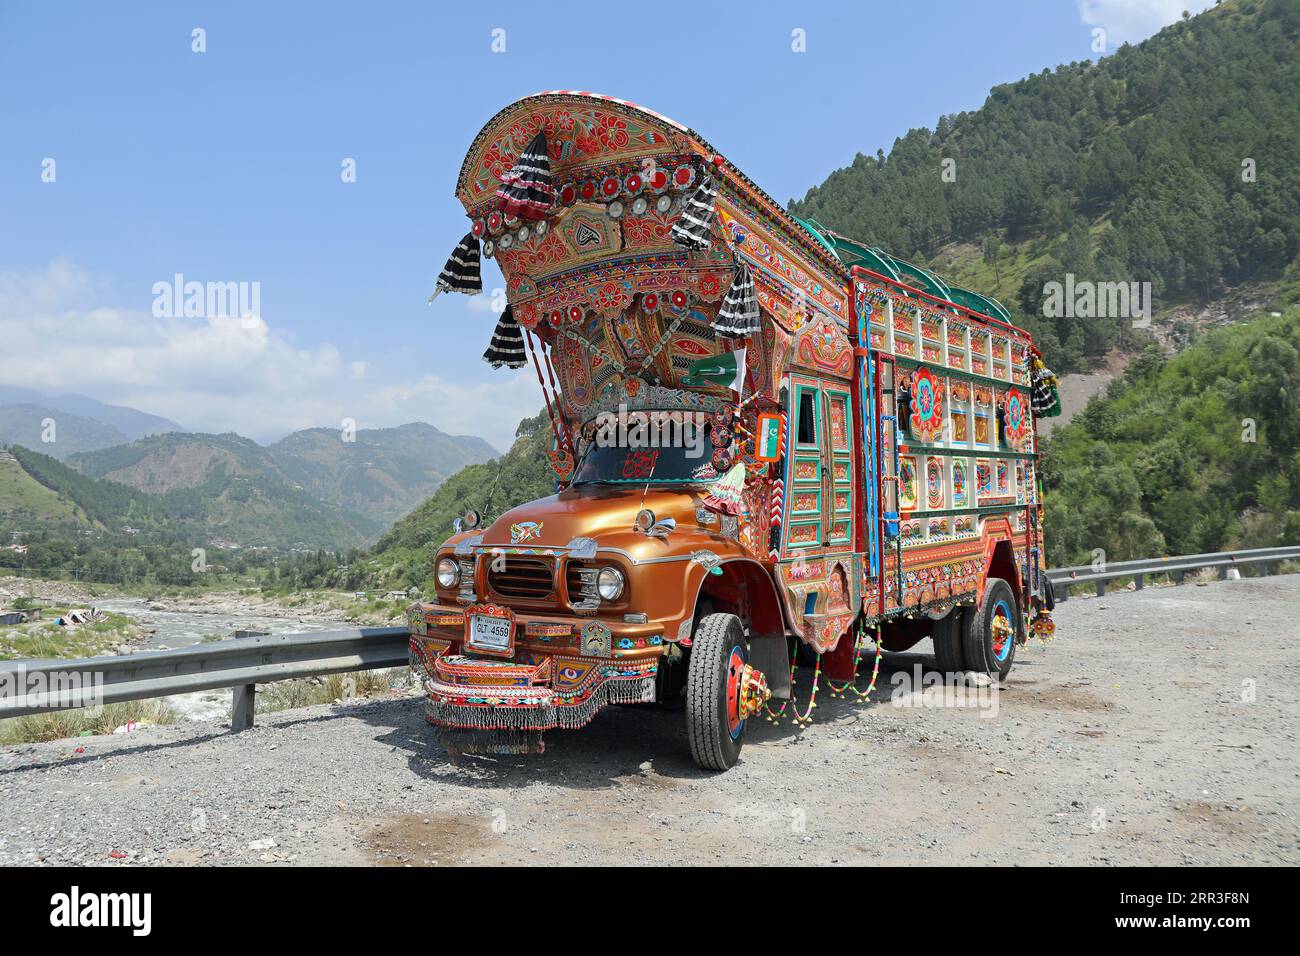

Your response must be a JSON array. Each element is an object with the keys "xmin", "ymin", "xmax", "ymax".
[{"xmin": 487, "ymin": 556, "xmax": 555, "ymax": 601}]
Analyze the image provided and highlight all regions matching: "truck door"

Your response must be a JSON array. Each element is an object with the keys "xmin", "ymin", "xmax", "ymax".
[{"xmin": 788, "ymin": 378, "xmax": 854, "ymax": 552}]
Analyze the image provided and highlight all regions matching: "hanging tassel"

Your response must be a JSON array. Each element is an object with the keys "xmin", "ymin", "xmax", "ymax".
[
  {"xmin": 712, "ymin": 260, "xmax": 760, "ymax": 338},
  {"xmin": 1030, "ymin": 358, "xmax": 1061, "ymax": 417},
  {"xmin": 496, "ymin": 132, "xmax": 554, "ymax": 220},
  {"xmin": 482, "ymin": 305, "xmax": 527, "ymax": 369},
  {"xmin": 429, "ymin": 232, "xmax": 482, "ymax": 302},
  {"xmin": 702, "ymin": 461, "xmax": 747, "ymax": 516},
  {"xmin": 670, "ymin": 175, "xmax": 718, "ymax": 250}
]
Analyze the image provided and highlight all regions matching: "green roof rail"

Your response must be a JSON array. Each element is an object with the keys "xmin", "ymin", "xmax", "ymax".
[
  {"xmin": 947, "ymin": 285, "xmax": 1014, "ymax": 324},
  {"xmin": 787, "ymin": 222, "xmax": 1013, "ymax": 325},
  {"xmin": 793, "ymin": 218, "xmax": 842, "ymax": 261}
]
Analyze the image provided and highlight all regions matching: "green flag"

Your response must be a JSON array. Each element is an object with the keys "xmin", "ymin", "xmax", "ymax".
[{"xmin": 682, "ymin": 348, "xmax": 745, "ymax": 393}]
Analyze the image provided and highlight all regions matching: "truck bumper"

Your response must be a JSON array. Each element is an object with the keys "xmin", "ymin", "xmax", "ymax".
[{"xmin": 407, "ymin": 603, "xmax": 661, "ymax": 749}]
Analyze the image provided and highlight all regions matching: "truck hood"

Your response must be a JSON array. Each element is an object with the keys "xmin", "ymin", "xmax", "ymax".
[{"xmin": 478, "ymin": 485, "xmax": 714, "ymax": 555}]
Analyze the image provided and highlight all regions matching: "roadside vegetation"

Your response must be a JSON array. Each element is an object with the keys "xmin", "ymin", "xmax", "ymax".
[
  {"xmin": 1042, "ymin": 310, "xmax": 1300, "ymax": 564},
  {"xmin": 255, "ymin": 669, "xmax": 417, "ymax": 715},
  {"xmin": 0, "ymin": 699, "xmax": 176, "ymax": 746}
]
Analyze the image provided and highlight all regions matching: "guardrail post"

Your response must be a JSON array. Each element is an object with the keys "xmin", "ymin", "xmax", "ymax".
[
  {"xmin": 1134, "ymin": 574, "xmax": 1144, "ymax": 590},
  {"xmin": 1174, "ymin": 570, "xmax": 1184, "ymax": 585},
  {"xmin": 231, "ymin": 684, "xmax": 256, "ymax": 732},
  {"xmin": 1258, "ymin": 561, "xmax": 1270, "ymax": 577},
  {"xmin": 1095, "ymin": 580, "xmax": 1106, "ymax": 597}
]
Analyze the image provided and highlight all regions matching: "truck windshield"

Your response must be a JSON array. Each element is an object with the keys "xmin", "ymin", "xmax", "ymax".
[{"xmin": 571, "ymin": 417, "xmax": 720, "ymax": 485}]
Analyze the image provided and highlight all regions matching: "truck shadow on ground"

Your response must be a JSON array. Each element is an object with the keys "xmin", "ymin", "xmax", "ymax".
[{"xmin": 357, "ymin": 648, "xmax": 1034, "ymax": 788}]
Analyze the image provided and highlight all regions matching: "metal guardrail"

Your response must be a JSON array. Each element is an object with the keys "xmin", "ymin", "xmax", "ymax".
[
  {"xmin": 0, "ymin": 627, "xmax": 409, "ymax": 730},
  {"xmin": 1046, "ymin": 546, "xmax": 1300, "ymax": 600},
  {"xmin": 2, "ymin": 546, "xmax": 1297, "ymax": 730}
]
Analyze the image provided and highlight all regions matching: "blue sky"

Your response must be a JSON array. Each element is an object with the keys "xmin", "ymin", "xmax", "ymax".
[{"xmin": 0, "ymin": 0, "xmax": 1208, "ymax": 452}]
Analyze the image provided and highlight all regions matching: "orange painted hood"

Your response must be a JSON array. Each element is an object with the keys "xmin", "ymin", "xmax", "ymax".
[{"xmin": 479, "ymin": 485, "xmax": 717, "ymax": 558}]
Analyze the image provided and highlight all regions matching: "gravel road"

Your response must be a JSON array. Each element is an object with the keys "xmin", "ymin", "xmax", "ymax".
[{"xmin": 2, "ymin": 576, "xmax": 1297, "ymax": 866}]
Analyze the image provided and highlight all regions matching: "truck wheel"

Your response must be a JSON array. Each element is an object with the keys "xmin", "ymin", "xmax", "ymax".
[
  {"xmin": 962, "ymin": 577, "xmax": 1018, "ymax": 681},
  {"xmin": 932, "ymin": 607, "xmax": 966, "ymax": 675},
  {"xmin": 686, "ymin": 613, "xmax": 749, "ymax": 771}
]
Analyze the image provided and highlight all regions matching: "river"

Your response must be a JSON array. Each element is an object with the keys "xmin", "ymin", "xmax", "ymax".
[{"xmin": 95, "ymin": 598, "xmax": 343, "ymax": 722}]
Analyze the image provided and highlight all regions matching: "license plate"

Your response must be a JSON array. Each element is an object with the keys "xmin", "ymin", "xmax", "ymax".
[{"xmin": 467, "ymin": 613, "xmax": 513, "ymax": 655}]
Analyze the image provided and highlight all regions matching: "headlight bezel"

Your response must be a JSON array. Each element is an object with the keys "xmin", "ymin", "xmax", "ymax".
[
  {"xmin": 436, "ymin": 556, "xmax": 460, "ymax": 589},
  {"xmin": 596, "ymin": 565, "xmax": 626, "ymax": 601}
]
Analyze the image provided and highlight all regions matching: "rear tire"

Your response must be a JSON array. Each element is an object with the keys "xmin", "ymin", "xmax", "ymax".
[
  {"xmin": 932, "ymin": 608, "xmax": 966, "ymax": 675},
  {"xmin": 962, "ymin": 577, "xmax": 1019, "ymax": 681},
  {"xmin": 686, "ymin": 613, "xmax": 748, "ymax": 771}
]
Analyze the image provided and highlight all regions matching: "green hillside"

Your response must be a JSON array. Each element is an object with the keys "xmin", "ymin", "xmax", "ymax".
[
  {"xmin": 0, "ymin": 451, "xmax": 91, "ymax": 526},
  {"xmin": 266, "ymin": 422, "xmax": 497, "ymax": 524},
  {"xmin": 364, "ymin": 412, "xmax": 557, "ymax": 588},
  {"xmin": 790, "ymin": 0, "xmax": 1300, "ymax": 373},
  {"xmin": 68, "ymin": 432, "xmax": 382, "ymax": 548},
  {"xmin": 1042, "ymin": 307, "xmax": 1300, "ymax": 563}
]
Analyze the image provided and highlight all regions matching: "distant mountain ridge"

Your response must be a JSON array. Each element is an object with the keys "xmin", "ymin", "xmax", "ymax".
[
  {"xmin": 0, "ymin": 385, "xmax": 184, "ymax": 441},
  {"xmin": 266, "ymin": 422, "xmax": 497, "ymax": 523},
  {"xmin": 65, "ymin": 422, "xmax": 497, "ymax": 541},
  {"xmin": 0, "ymin": 403, "xmax": 129, "ymax": 459}
]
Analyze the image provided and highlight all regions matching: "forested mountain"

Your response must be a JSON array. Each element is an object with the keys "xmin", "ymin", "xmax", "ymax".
[
  {"xmin": 66, "ymin": 421, "xmax": 495, "ymax": 532},
  {"xmin": 6, "ymin": 441, "xmax": 377, "ymax": 551},
  {"xmin": 365, "ymin": 412, "xmax": 557, "ymax": 588},
  {"xmin": 266, "ymin": 422, "xmax": 496, "ymax": 523},
  {"xmin": 0, "ymin": 444, "xmax": 350, "ymax": 586},
  {"xmin": 790, "ymin": 0, "xmax": 1300, "ymax": 373},
  {"xmin": 1042, "ymin": 308, "xmax": 1300, "ymax": 563},
  {"xmin": 66, "ymin": 433, "xmax": 383, "ymax": 547}
]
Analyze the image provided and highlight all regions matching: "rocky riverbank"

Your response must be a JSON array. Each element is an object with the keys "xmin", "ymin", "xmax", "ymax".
[{"xmin": 0, "ymin": 577, "xmax": 411, "ymax": 632}]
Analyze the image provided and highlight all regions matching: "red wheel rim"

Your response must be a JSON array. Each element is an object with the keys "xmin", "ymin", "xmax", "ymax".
[{"xmin": 725, "ymin": 646, "xmax": 745, "ymax": 738}]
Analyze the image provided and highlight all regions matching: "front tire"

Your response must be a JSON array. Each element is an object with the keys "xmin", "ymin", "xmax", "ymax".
[
  {"xmin": 962, "ymin": 577, "xmax": 1019, "ymax": 681},
  {"xmin": 686, "ymin": 613, "xmax": 749, "ymax": 771}
]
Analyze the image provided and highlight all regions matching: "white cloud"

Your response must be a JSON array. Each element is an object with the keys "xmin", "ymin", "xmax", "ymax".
[
  {"xmin": 0, "ymin": 260, "xmax": 537, "ymax": 453},
  {"xmin": 1078, "ymin": 0, "xmax": 1216, "ymax": 48}
]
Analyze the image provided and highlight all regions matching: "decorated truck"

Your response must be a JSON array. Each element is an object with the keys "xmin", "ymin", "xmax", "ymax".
[{"xmin": 411, "ymin": 92, "xmax": 1060, "ymax": 769}]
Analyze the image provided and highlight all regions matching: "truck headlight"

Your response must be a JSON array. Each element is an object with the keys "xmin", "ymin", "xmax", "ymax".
[
  {"xmin": 597, "ymin": 566, "xmax": 625, "ymax": 601},
  {"xmin": 436, "ymin": 557, "xmax": 460, "ymax": 589}
]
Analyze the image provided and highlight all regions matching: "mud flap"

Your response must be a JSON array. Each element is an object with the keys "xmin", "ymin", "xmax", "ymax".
[
  {"xmin": 819, "ymin": 630, "xmax": 860, "ymax": 682},
  {"xmin": 749, "ymin": 634, "xmax": 792, "ymax": 700}
]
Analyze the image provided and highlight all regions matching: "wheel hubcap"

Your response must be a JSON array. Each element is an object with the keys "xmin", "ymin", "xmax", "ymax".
[
  {"xmin": 725, "ymin": 647, "xmax": 771, "ymax": 739},
  {"xmin": 990, "ymin": 600, "xmax": 1013, "ymax": 662}
]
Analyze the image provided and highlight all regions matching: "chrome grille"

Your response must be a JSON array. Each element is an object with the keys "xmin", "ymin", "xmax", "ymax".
[
  {"xmin": 566, "ymin": 562, "xmax": 600, "ymax": 610},
  {"xmin": 456, "ymin": 557, "xmax": 476, "ymax": 603},
  {"xmin": 487, "ymin": 556, "xmax": 555, "ymax": 600}
]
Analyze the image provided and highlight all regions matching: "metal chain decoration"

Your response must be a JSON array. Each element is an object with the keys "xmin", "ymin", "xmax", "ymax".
[
  {"xmin": 559, "ymin": 326, "xmax": 629, "ymax": 376},
  {"xmin": 765, "ymin": 619, "xmax": 884, "ymax": 726},
  {"xmin": 825, "ymin": 621, "xmax": 884, "ymax": 701},
  {"xmin": 636, "ymin": 310, "xmax": 686, "ymax": 380}
]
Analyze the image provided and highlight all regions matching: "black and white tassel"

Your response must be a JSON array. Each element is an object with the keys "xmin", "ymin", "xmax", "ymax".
[
  {"xmin": 670, "ymin": 175, "xmax": 718, "ymax": 250},
  {"xmin": 712, "ymin": 260, "xmax": 760, "ymax": 338},
  {"xmin": 482, "ymin": 305, "xmax": 527, "ymax": 369},
  {"xmin": 496, "ymin": 132, "xmax": 554, "ymax": 220},
  {"xmin": 428, "ymin": 232, "xmax": 482, "ymax": 303}
]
